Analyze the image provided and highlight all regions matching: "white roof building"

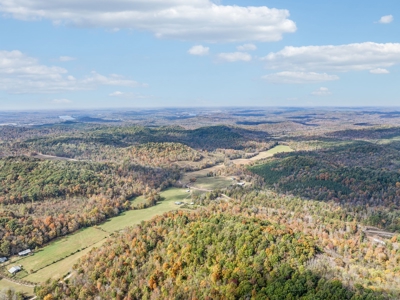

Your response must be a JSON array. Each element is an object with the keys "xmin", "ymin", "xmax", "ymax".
[
  {"xmin": 18, "ymin": 249, "xmax": 31, "ymax": 256},
  {"xmin": 8, "ymin": 266, "xmax": 21, "ymax": 274}
]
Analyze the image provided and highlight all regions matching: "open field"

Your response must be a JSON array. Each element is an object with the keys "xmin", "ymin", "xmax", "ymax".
[
  {"xmin": 189, "ymin": 177, "xmax": 232, "ymax": 191},
  {"xmin": 0, "ymin": 278, "xmax": 34, "ymax": 297},
  {"xmin": 232, "ymin": 145, "xmax": 293, "ymax": 165},
  {"xmin": 100, "ymin": 188, "xmax": 190, "ymax": 232},
  {"xmin": 24, "ymin": 239, "xmax": 106, "ymax": 283},
  {"xmin": 16, "ymin": 227, "xmax": 107, "ymax": 274}
]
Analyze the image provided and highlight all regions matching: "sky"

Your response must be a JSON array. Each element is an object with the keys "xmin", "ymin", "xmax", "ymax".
[{"xmin": 0, "ymin": 0, "xmax": 400, "ymax": 110}]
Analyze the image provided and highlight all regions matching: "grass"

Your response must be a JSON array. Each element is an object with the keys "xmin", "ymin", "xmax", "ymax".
[
  {"xmin": 17, "ymin": 227, "xmax": 107, "ymax": 274},
  {"xmin": 232, "ymin": 145, "xmax": 294, "ymax": 165},
  {"xmin": 263, "ymin": 145, "xmax": 293, "ymax": 155},
  {"xmin": 0, "ymin": 278, "xmax": 34, "ymax": 296},
  {"xmin": 99, "ymin": 188, "xmax": 189, "ymax": 232},
  {"xmin": 190, "ymin": 177, "xmax": 232, "ymax": 190},
  {"xmin": 24, "ymin": 239, "xmax": 106, "ymax": 283},
  {"xmin": 131, "ymin": 195, "xmax": 147, "ymax": 206}
]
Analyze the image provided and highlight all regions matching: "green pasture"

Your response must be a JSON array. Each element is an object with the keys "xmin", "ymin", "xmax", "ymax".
[
  {"xmin": 100, "ymin": 188, "xmax": 189, "ymax": 232},
  {"xmin": 18, "ymin": 227, "xmax": 107, "ymax": 275},
  {"xmin": 264, "ymin": 145, "xmax": 293, "ymax": 155},
  {"xmin": 190, "ymin": 176, "xmax": 232, "ymax": 191},
  {"xmin": 24, "ymin": 239, "xmax": 106, "ymax": 283}
]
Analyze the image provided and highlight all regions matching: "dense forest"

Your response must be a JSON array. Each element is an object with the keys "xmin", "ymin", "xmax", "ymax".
[
  {"xmin": 35, "ymin": 209, "xmax": 383, "ymax": 300},
  {"xmin": 3, "ymin": 125, "xmax": 272, "ymax": 158},
  {"xmin": 249, "ymin": 142, "xmax": 400, "ymax": 231},
  {"xmin": 0, "ymin": 156, "xmax": 180, "ymax": 256}
]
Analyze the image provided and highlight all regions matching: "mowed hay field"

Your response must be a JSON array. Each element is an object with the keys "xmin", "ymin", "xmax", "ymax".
[
  {"xmin": 99, "ymin": 188, "xmax": 190, "ymax": 232},
  {"xmin": 19, "ymin": 188, "xmax": 188, "ymax": 284},
  {"xmin": 232, "ymin": 145, "xmax": 293, "ymax": 165},
  {"xmin": 190, "ymin": 177, "xmax": 233, "ymax": 191},
  {"xmin": 17, "ymin": 227, "xmax": 108, "ymax": 274},
  {"xmin": 24, "ymin": 239, "xmax": 106, "ymax": 283}
]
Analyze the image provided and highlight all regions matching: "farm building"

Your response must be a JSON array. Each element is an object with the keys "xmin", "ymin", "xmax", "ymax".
[
  {"xmin": 0, "ymin": 257, "xmax": 7, "ymax": 263},
  {"xmin": 8, "ymin": 266, "xmax": 21, "ymax": 275},
  {"xmin": 18, "ymin": 249, "xmax": 31, "ymax": 256}
]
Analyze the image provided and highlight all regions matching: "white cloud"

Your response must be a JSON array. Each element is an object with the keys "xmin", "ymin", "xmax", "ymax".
[
  {"xmin": 82, "ymin": 72, "xmax": 145, "ymax": 88},
  {"xmin": 311, "ymin": 87, "xmax": 331, "ymax": 96},
  {"xmin": 370, "ymin": 68, "xmax": 389, "ymax": 74},
  {"xmin": 218, "ymin": 52, "xmax": 252, "ymax": 62},
  {"xmin": 109, "ymin": 91, "xmax": 124, "ymax": 97},
  {"xmin": 188, "ymin": 45, "xmax": 209, "ymax": 56},
  {"xmin": 262, "ymin": 42, "xmax": 400, "ymax": 72},
  {"xmin": 262, "ymin": 71, "xmax": 339, "ymax": 84},
  {"xmin": 237, "ymin": 43, "xmax": 257, "ymax": 51},
  {"xmin": 52, "ymin": 98, "xmax": 72, "ymax": 103},
  {"xmin": 0, "ymin": 50, "xmax": 146, "ymax": 93},
  {"xmin": 59, "ymin": 56, "xmax": 76, "ymax": 62},
  {"xmin": 109, "ymin": 91, "xmax": 151, "ymax": 99},
  {"xmin": 0, "ymin": 0, "xmax": 296, "ymax": 43},
  {"xmin": 378, "ymin": 15, "xmax": 394, "ymax": 24}
]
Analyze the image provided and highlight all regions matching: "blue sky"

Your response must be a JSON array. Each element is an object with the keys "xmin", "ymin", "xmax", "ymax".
[{"xmin": 0, "ymin": 0, "xmax": 399, "ymax": 110}]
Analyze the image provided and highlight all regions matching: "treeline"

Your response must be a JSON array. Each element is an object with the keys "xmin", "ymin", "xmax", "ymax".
[
  {"xmin": 34, "ymin": 209, "xmax": 382, "ymax": 299},
  {"xmin": 13, "ymin": 125, "xmax": 272, "ymax": 156},
  {"xmin": 0, "ymin": 156, "xmax": 179, "ymax": 205}
]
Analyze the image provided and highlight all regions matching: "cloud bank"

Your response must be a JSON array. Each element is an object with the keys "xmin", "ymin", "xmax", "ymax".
[
  {"xmin": 0, "ymin": 0, "xmax": 296, "ymax": 42},
  {"xmin": 262, "ymin": 42, "xmax": 400, "ymax": 72},
  {"xmin": 0, "ymin": 50, "xmax": 145, "ymax": 93}
]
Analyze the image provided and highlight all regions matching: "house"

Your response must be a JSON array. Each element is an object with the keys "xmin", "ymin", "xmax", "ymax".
[
  {"xmin": 8, "ymin": 266, "xmax": 21, "ymax": 275},
  {"xmin": 237, "ymin": 182, "xmax": 245, "ymax": 186},
  {"xmin": 0, "ymin": 257, "xmax": 7, "ymax": 263},
  {"xmin": 175, "ymin": 202, "xmax": 183, "ymax": 205},
  {"xmin": 18, "ymin": 249, "xmax": 31, "ymax": 256}
]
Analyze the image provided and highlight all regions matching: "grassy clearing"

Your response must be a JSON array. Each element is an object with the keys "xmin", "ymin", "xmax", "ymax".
[
  {"xmin": 130, "ymin": 195, "xmax": 147, "ymax": 206},
  {"xmin": 99, "ymin": 188, "xmax": 189, "ymax": 232},
  {"xmin": 18, "ymin": 227, "xmax": 107, "ymax": 274},
  {"xmin": 263, "ymin": 145, "xmax": 293, "ymax": 155},
  {"xmin": 233, "ymin": 145, "xmax": 294, "ymax": 165},
  {"xmin": 0, "ymin": 279, "xmax": 34, "ymax": 296},
  {"xmin": 190, "ymin": 177, "xmax": 232, "ymax": 190},
  {"xmin": 24, "ymin": 239, "xmax": 107, "ymax": 283}
]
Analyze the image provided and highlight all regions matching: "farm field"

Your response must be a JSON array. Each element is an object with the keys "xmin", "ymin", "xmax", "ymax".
[
  {"xmin": 189, "ymin": 176, "xmax": 232, "ymax": 191},
  {"xmin": 99, "ymin": 188, "xmax": 190, "ymax": 232},
  {"xmin": 13, "ymin": 188, "xmax": 188, "ymax": 285},
  {"xmin": 16, "ymin": 227, "xmax": 108, "ymax": 274},
  {"xmin": 24, "ymin": 239, "xmax": 106, "ymax": 283},
  {"xmin": 232, "ymin": 145, "xmax": 293, "ymax": 165}
]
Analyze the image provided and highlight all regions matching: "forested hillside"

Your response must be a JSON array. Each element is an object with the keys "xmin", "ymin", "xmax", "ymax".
[
  {"xmin": 35, "ymin": 209, "xmax": 383, "ymax": 300},
  {"xmin": 249, "ymin": 142, "xmax": 400, "ymax": 231},
  {"xmin": 0, "ymin": 156, "xmax": 180, "ymax": 256}
]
